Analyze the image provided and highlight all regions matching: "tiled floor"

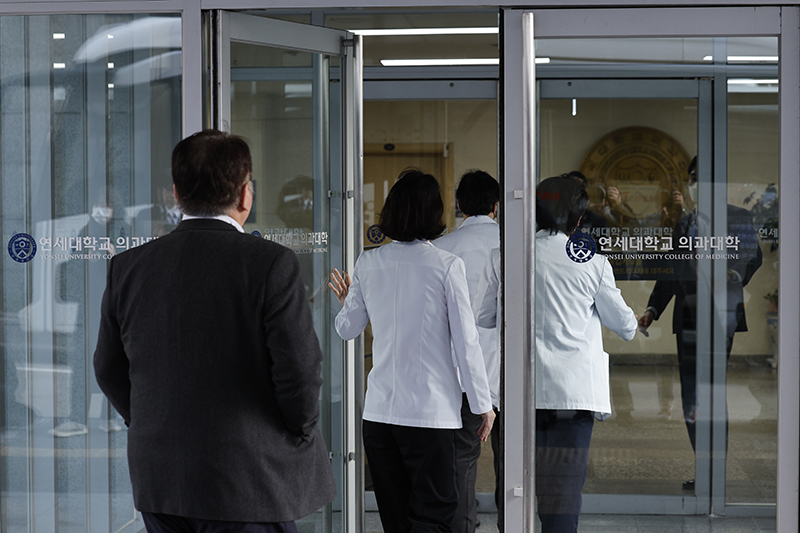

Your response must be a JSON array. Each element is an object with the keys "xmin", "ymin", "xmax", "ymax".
[
  {"xmin": 472, "ymin": 364, "xmax": 778, "ymax": 502},
  {"xmin": 364, "ymin": 512, "xmax": 777, "ymax": 533}
]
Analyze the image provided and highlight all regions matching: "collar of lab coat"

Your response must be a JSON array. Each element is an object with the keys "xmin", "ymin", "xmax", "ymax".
[
  {"xmin": 459, "ymin": 215, "xmax": 498, "ymax": 229},
  {"xmin": 535, "ymin": 229, "xmax": 568, "ymax": 240},
  {"xmin": 394, "ymin": 239, "xmax": 432, "ymax": 245}
]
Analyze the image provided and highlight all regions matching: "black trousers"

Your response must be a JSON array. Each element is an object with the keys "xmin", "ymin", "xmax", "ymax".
[
  {"xmin": 491, "ymin": 407, "xmax": 503, "ymax": 533},
  {"xmin": 141, "ymin": 512, "xmax": 297, "ymax": 533},
  {"xmin": 452, "ymin": 394, "xmax": 483, "ymax": 533},
  {"xmin": 676, "ymin": 329, "xmax": 733, "ymax": 451},
  {"xmin": 535, "ymin": 409, "xmax": 594, "ymax": 533},
  {"xmin": 363, "ymin": 420, "xmax": 458, "ymax": 533}
]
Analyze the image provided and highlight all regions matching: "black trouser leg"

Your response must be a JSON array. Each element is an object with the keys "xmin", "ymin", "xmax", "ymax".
[
  {"xmin": 363, "ymin": 420, "xmax": 458, "ymax": 533},
  {"xmin": 491, "ymin": 407, "xmax": 503, "ymax": 533},
  {"xmin": 535, "ymin": 409, "xmax": 593, "ymax": 533},
  {"xmin": 452, "ymin": 394, "xmax": 482, "ymax": 533}
]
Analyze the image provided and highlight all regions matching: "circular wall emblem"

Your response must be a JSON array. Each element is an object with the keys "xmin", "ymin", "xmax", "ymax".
[
  {"xmin": 566, "ymin": 232, "xmax": 596, "ymax": 263},
  {"xmin": 579, "ymin": 126, "xmax": 692, "ymax": 221},
  {"xmin": 366, "ymin": 224, "xmax": 386, "ymax": 245},
  {"xmin": 8, "ymin": 233, "xmax": 37, "ymax": 263}
]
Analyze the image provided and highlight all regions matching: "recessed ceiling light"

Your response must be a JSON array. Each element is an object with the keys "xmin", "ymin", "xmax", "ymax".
[
  {"xmin": 704, "ymin": 55, "xmax": 778, "ymax": 62},
  {"xmin": 727, "ymin": 79, "xmax": 778, "ymax": 84},
  {"xmin": 379, "ymin": 57, "xmax": 548, "ymax": 67},
  {"xmin": 53, "ymin": 33, "xmax": 65, "ymax": 40},
  {"xmin": 351, "ymin": 27, "xmax": 497, "ymax": 36},
  {"xmin": 381, "ymin": 58, "xmax": 499, "ymax": 66},
  {"xmin": 53, "ymin": 63, "xmax": 66, "ymax": 69}
]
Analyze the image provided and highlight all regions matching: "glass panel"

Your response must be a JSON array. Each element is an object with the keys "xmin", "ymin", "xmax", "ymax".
[
  {"xmin": 229, "ymin": 40, "xmax": 342, "ymax": 532},
  {"xmin": 539, "ymin": 96, "xmax": 699, "ymax": 495},
  {"xmin": 535, "ymin": 35, "xmax": 779, "ymax": 515},
  {"xmin": 725, "ymin": 82, "xmax": 778, "ymax": 506},
  {"xmin": 1, "ymin": 13, "xmax": 181, "ymax": 533}
]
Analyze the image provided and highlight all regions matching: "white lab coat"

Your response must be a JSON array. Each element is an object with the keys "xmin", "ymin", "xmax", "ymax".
[
  {"xmin": 335, "ymin": 240, "xmax": 493, "ymax": 429},
  {"xmin": 474, "ymin": 232, "xmax": 637, "ymax": 417},
  {"xmin": 433, "ymin": 215, "xmax": 500, "ymax": 408}
]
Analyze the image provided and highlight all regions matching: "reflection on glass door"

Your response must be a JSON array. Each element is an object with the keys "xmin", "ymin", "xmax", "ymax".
[
  {"xmin": 218, "ymin": 12, "xmax": 359, "ymax": 533},
  {"xmin": 537, "ymin": 53, "xmax": 778, "ymax": 516},
  {"xmin": 539, "ymin": 86, "xmax": 704, "ymax": 503},
  {"xmin": 0, "ymin": 13, "xmax": 182, "ymax": 533}
]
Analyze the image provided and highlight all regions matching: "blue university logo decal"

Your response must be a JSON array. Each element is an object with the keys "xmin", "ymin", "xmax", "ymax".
[
  {"xmin": 8, "ymin": 232, "xmax": 37, "ymax": 263},
  {"xmin": 251, "ymin": 230, "xmax": 262, "ymax": 238},
  {"xmin": 566, "ymin": 232, "xmax": 595, "ymax": 263},
  {"xmin": 366, "ymin": 224, "xmax": 386, "ymax": 245}
]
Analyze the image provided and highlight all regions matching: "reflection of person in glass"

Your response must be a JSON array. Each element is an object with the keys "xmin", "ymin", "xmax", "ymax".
[
  {"xmin": 639, "ymin": 179, "xmax": 689, "ymax": 234},
  {"xmin": 637, "ymin": 157, "xmax": 763, "ymax": 490},
  {"xmin": 134, "ymin": 184, "xmax": 182, "ymax": 237},
  {"xmin": 518, "ymin": 176, "xmax": 638, "ymax": 532},
  {"xmin": 277, "ymin": 174, "xmax": 313, "ymax": 229},
  {"xmin": 568, "ymin": 171, "xmax": 608, "ymax": 235},
  {"xmin": 329, "ymin": 169, "xmax": 495, "ymax": 533}
]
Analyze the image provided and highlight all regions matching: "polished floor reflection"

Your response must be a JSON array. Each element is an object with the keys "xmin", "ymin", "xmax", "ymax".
[
  {"xmin": 471, "ymin": 363, "xmax": 777, "ymax": 502},
  {"xmin": 361, "ymin": 512, "xmax": 777, "ymax": 533}
]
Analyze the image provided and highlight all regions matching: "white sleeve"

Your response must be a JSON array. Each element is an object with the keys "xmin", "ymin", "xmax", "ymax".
[
  {"xmin": 446, "ymin": 257, "xmax": 493, "ymax": 415},
  {"xmin": 594, "ymin": 258, "xmax": 638, "ymax": 341},
  {"xmin": 334, "ymin": 262, "xmax": 369, "ymax": 341},
  {"xmin": 473, "ymin": 248, "xmax": 500, "ymax": 329}
]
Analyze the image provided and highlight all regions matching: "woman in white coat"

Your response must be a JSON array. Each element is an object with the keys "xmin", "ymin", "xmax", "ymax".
[
  {"xmin": 330, "ymin": 169, "xmax": 495, "ymax": 533},
  {"xmin": 474, "ymin": 175, "xmax": 637, "ymax": 533}
]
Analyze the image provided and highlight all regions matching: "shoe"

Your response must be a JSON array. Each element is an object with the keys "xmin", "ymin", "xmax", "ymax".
[
  {"xmin": 49, "ymin": 421, "xmax": 88, "ymax": 438},
  {"xmin": 99, "ymin": 419, "xmax": 124, "ymax": 433},
  {"xmin": 682, "ymin": 479, "xmax": 695, "ymax": 491}
]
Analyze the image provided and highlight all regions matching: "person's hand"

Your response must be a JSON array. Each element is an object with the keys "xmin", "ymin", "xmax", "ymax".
[
  {"xmin": 328, "ymin": 268, "xmax": 351, "ymax": 306},
  {"xmin": 638, "ymin": 310, "xmax": 654, "ymax": 336},
  {"xmin": 478, "ymin": 410, "xmax": 496, "ymax": 442},
  {"xmin": 607, "ymin": 186, "xmax": 621, "ymax": 207}
]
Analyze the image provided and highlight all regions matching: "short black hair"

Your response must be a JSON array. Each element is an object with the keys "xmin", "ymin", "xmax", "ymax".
[
  {"xmin": 456, "ymin": 170, "xmax": 499, "ymax": 216},
  {"xmin": 536, "ymin": 175, "xmax": 588, "ymax": 235},
  {"xmin": 172, "ymin": 129, "xmax": 252, "ymax": 216},
  {"xmin": 566, "ymin": 170, "xmax": 588, "ymax": 188},
  {"xmin": 687, "ymin": 156, "xmax": 697, "ymax": 176},
  {"xmin": 378, "ymin": 168, "xmax": 446, "ymax": 242}
]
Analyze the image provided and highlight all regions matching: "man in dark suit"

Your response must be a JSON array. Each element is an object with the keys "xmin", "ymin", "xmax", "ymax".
[
  {"xmin": 94, "ymin": 129, "xmax": 336, "ymax": 533},
  {"xmin": 638, "ymin": 157, "xmax": 762, "ymax": 489}
]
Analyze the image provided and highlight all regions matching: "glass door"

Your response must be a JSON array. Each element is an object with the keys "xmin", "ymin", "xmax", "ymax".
[
  {"xmin": 503, "ymin": 8, "xmax": 781, "ymax": 530},
  {"xmin": 214, "ymin": 12, "xmax": 362, "ymax": 533}
]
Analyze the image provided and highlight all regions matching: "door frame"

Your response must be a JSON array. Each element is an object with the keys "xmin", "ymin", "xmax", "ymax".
[
  {"xmin": 210, "ymin": 12, "xmax": 364, "ymax": 533},
  {"xmin": 502, "ymin": 6, "xmax": 798, "ymax": 531}
]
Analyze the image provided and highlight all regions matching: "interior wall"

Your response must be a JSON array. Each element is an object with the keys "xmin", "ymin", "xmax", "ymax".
[{"xmin": 364, "ymin": 99, "xmax": 499, "ymax": 233}]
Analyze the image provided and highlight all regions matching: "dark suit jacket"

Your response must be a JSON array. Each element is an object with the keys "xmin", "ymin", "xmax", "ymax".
[
  {"xmin": 94, "ymin": 219, "xmax": 336, "ymax": 522},
  {"xmin": 646, "ymin": 205, "xmax": 762, "ymax": 336}
]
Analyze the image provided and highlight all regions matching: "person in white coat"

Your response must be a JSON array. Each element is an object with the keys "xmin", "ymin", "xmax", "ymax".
[
  {"xmin": 329, "ymin": 169, "xmax": 495, "ymax": 533},
  {"xmin": 433, "ymin": 170, "xmax": 501, "ymax": 533},
  {"xmin": 474, "ymin": 175, "xmax": 637, "ymax": 533}
]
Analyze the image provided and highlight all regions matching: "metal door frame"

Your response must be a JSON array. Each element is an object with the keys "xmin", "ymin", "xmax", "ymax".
[
  {"xmin": 211, "ymin": 12, "xmax": 363, "ymax": 533},
  {"xmin": 503, "ymin": 6, "xmax": 797, "ymax": 531}
]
